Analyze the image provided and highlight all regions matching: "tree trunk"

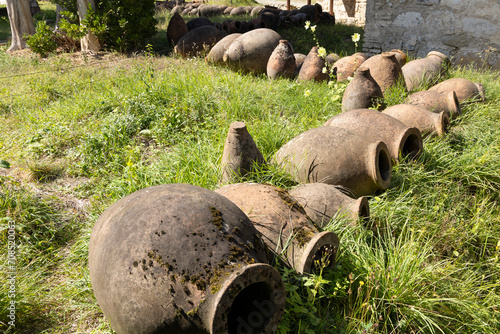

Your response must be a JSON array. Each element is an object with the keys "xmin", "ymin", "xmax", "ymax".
[
  {"xmin": 77, "ymin": 0, "xmax": 100, "ymax": 52},
  {"xmin": 6, "ymin": 0, "xmax": 36, "ymax": 52}
]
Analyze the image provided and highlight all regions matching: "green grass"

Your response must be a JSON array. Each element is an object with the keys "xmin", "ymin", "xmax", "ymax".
[{"xmin": 1, "ymin": 8, "xmax": 500, "ymax": 334}]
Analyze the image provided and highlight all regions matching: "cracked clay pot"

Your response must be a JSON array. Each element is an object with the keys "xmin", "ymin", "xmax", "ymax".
[
  {"xmin": 289, "ymin": 183, "xmax": 370, "ymax": 228},
  {"xmin": 89, "ymin": 183, "xmax": 286, "ymax": 334},
  {"xmin": 215, "ymin": 183, "xmax": 340, "ymax": 274},
  {"xmin": 324, "ymin": 108, "xmax": 423, "ymax": 163},
  {"xmin": 406, "ymin": 90, "xmax": 461, "ymax": 118},
  {"xmin": 273, "ymin": 126, "xmax": 392, "ymax": 197}
]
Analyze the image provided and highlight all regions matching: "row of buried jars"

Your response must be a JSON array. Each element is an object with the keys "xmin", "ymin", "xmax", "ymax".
[{"xmin": 88, "ymin": 16, "xmax": 486, "ymax": 334}]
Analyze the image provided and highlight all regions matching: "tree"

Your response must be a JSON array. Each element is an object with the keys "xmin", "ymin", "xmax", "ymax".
[
  {"xmin": 5, "ymin": 0, "xmax": 36, "ymax": 52},
  {"xmin": 76, "ymin": 0, "xmax": 100, "ymax": 52}
]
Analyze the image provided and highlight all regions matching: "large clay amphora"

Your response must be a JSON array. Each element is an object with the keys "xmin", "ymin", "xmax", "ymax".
[
  {"xmin": 402, "ymin": 51, "xmax": 450, "ymax": 91},
  {"xmin": 406, "ymin": 90, "xmax": 461, "ymax": 118},
  {"xmin": 298, "ymin": 46, "xmax": 329, "ymax": 82},
  {"xmin": 174, "ymin": 26, "xmax": 226, "ymax": 58},
  {"xmin": 215, "ymin": 183, "xmax": 340, "ymax": 274},
  {"xmin": 220, "ymin": 121, "xmax": 265, "ymax": 183},
  {"xmin": 383, "ymin": 104, "xmax": 450, "ymax": 138},
  {"xmin": 273, "ymin": 126, "xmax": 392, "ymax": 197},
  {"xmin": 333, "ymin": 52, "xmax": 368, "ymax": 82},
  {"xmin": 342, "ymin": 67, "xmax": 384, "ymax": 112},
  {"xmin": 267, "ymin": 40, "xmax": 296, "ymax": 80},
  {"xmin": 223, "ymin": 28, "xmax": 281, "ymax": 74},
  {"xmin": 359, "ymin": 52, "xmax": 406, "ymax": 93},
  {"xmin": 89, "ymin": 183, "xmax": 286, "ymax": 334},
  {"xmin": 428, "ymin": 78, "xmax": 486, "ymax": 104},
  {"xmin": 206, "ymin": 33, "xmax": 242, "ymax": 65},
  {"xmin": 166, "ymin": 12, "xmax": 188, "ymax": 47},
  {"xmin": 324, "ymin": 108, "xmax": 423, "ymax": 163},
  {"xmin": 289, "ymin": 183, "xmax": 370, "ymax": 228}
]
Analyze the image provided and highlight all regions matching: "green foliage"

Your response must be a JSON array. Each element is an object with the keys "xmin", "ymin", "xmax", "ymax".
[{"xmin": 26, "ymin": 21, "xmax": 58, "ymax": 57}]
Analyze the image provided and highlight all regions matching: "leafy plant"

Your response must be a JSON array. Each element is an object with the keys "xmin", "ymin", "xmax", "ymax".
[{"xmin": 26, "ymin": 21, "xmax": 58, "ymax": 57}]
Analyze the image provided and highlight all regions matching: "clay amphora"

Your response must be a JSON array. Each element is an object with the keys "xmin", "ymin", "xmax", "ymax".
[
  {"xmin": 171, "ymin": 5, "xmax": 183, "ymax": 15},
  {"xmin": 324, "ymin": 108, "xmax": 423, "ymax": 162},
  {"xmin": 206, "ymin": 33, "xmax": 242, "ymax": 65},
  {"xmin": 215, "ymin": 183, "xmax": 340, "ymax": 274},
  {"xmin": 235, "ymin": 20, "xmax": 250, "ymax": 33},
  {"xmin": 294, "ymin": 53, "xmax": 307, "ymax": 74},
  {"xmin": 166, "ymin": 12, "xmax": 188, "ymax": 47},
  {"xmin": 221, "ymin": 20, "xmax": 238, "ymax": 34},
  {"xmin": 198, "ymin": 4, "xmax": 219, "ymax": 17},
  {"xmin": 186, "ymin": 17, "xmax": 214, "ymax": 31},
  {"xmin": 388, "ymin": 49, "xmax": 407, "ymax": 67},
  {"xmin": 267, "ymin": 40, "xmax": 296, "ymax": 80},
  {"xmin": 248, "ymin": 18, "xmax": 266, "ymax": 30},
  {"xmin": 89, "ymin": 183, "xmax": 286, "ymax": 334},
  {"xmin": 325, "ymin": 53, "xmax": 340, "ymax": 67},
  {"xmin": 220, "ymin": 121, "xmax": 266, "ymax": 183},
  {"xmin": 333, "ymin": 52, "xmax": 368, "ymax": 82},
  {"xmin": 359, "ymin": 52, "xmax": 406, "ymax": 93},
  {"xmin": 250, "ymin": 5, "xmax": 264, "ymax": 17},
  {"xmin": 223, "ymin": 6, "xmax": 233, "ymax": 15},
  {"xmin": 428, "ymin": 78, "xmax": 486, "ymax": 103},
  {"xmin": 341, "ymin": 67, "xmax": 384, "ymax": 112},
  {"xmin": 298, "ymin": 46, "xmax": 329, "ymax": 82},
  {"xmin": 298, "ymin": 4, "xmax": 322, "ymax": 23},
  {"xmin": 383, "ymin": 104, "xmax": 450, "ymax": 138},
  {"xmin": 258, "ymin": 11, "xmax": 279, "ymax": 30},
  {"xmin": 402, "ymin": 51, "xmax": 450, "ymax": 91},
  {"xmin": 406, "ymin": 90, "xmax": 461, "ymax": 118},
  {"xmin": 230, "ymin": 6, "xmax": 247, "ymax": 16},
  {"xmin": 289, "ymin": 183, "xmax": 370, "ymax": 228},
  {"xmin": 273, "ymin": 126, "xmax": 392, "ymax": 197},
  {"xmin": 223, "ymin": 28, "xmax": 281, "ymax": 74},
  {"xmin": 174, "ymin": 26, "xmax": 226, "ymax": 58}
]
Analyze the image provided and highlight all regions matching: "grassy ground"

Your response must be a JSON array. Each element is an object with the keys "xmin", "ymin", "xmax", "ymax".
[{"xmin": 1, "ymin": 5, "xmax": 500, "ymax": 334}]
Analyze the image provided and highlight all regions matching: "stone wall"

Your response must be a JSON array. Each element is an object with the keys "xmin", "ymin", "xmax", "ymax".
[
  {"xmin": 320, "ymin": 0, "xmax": 367, "ymax": 26},
  {"xmin": 362, "ymin": 0, "xmax": 500, "ymax": 70}
]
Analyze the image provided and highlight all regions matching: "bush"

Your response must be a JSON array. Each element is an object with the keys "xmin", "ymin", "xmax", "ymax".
[
  {"xmin": 26, "ymin": 21, "xmax": 58, "ymax": 57},
  {"xmin": 50, "ymin": 0, "xmax": 157, "ymax": 52}
]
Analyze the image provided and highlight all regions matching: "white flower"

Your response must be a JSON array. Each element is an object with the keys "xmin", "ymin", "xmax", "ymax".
[
  {"xmin": 310, "ymin": 25, "xmax": 316, "ymax": 33},
  {"xmin": 347, "ymin": 76, "xmax": 354, "ymax": 81},
  {"xmin": 304, "ymin": 89, "xmax": 311, "ymax": 97},
  {"xmin": 322, "ymin": 67, "xmax": 327, "ymax": 74},
  {"xmin": 352, "ymin": 33, "xmax": 361, "ymax": 43},
  {"xmin": 318, "ymin": 47, "xmax": 327, "ymax": 58},
  {"xmin": 304, "ymin": 21, "xmax": 310, "ymax": 30}
]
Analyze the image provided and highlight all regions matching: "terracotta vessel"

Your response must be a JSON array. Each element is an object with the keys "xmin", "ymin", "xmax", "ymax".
[
  {"xmin": 273, "ymin": 126, "xmax": 392, "ymax": 197},
  {"xmin": 166, "ymin": 12, "xmax": 188, "ymax": 46},
  {"xmin": 248, "ymin": 18, "xmax": 266, "ymax": 30},
  {"xmin": 174, "ymin": 26, "xmax": 226, "ymax": 58},
  {"xmin": 428, "ymin": 78, "xmax": 486, "ymax": 103},
  {"xmin": 406, "ymin": 90, "xmax": 461, "ymax": 118},
  {"xmin": 89, "ymin": 183, "xmax": 286, "ymax": 334},
  {"xmin": 359, "ymin": 52, "xmax": 406, "ymax": 93},
  {"xmin": 223, "ymin": 6, "xmax": 233, "ymax": 15},
  {"xmin": 298, "ymin": 46, "xmax": 329, "ymax": 82},
  {"xmin": 324, "ymin": 108, "xmax": 423, "ymax": 162},
  {"xmin": 198, "ymin": 4, "xmax": 220, "ymax": 17},
  {"xmin": 186, "ymin": 17, "xmax": 213, "ymax": 31},
  {"xmin": 215, "ymin": 183, "xmax": 340, "ymax": 274},
  {"xmin": 258, "ymin": 11, "xmax": 280, "ymax": 30},
  {"xmin": 332, "ymin": 52, "xmax": 368, "ymax": 82},
  {"xmin": 289, "ymin": 183, "xmax": 370, "ymax": 228},
  {"xmin": 224, "ymin": 28, "xmax": 281, "ymax": 74},
  {"xmin": 250, "ymin": 5, "xmax": 264, "ymax": 17},
  {"xmin": 230, "ymin": 6, "xmax": 247, "ymax": 16},
  {"xmin": 221, "ymin": 20, "xmax": 238, "ymax": 34},
  {"xmin": 383, "ymin": 104, "xmax": 450, "ymax": 138},
  {"xmin": 294, "ymin": 53, "xmax": 306, "ymax": 74},
  {"xmin": 220, "ymin": 121, "xmax": 266, "ymax": 183},
  {"xmin": 206, "ymin": 33, "xmax": 242, "ymax": 65},
  {"xmin": 341, "ymin": 67, "xmax": 384, "ymax": 112},
  {"xmin": 325, "ymin": 53, "xmax": 340, "ymax": 67},
  {"xmin": 298, "ymin": 4, "xmax": 322, "ymax": 23},
  {"xmin": 235, "ymin": 20, "xmax": 250, "ymax": 33},
  {"xmin": 388, "ymin": 49, "xmax": 407, "ymax": 67},
  {"xmin": 402, "ymin": 51, "xmax": 450, "ymax": 91},
  {"xmin": 267, "ymin": 40, "xmax": 296, "ymax": 80}
]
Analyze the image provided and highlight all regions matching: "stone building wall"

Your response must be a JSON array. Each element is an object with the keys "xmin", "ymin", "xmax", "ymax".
[
  {"xmin": 320, "ymin": 0, "xmax": 367, "ymax": 26},
  {"xmin": 362, "ymin": 0, "xmax": 500, "ymax": 70}
]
